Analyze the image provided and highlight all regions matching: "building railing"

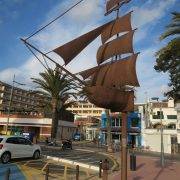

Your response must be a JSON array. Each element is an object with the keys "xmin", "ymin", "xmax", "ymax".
[{"xmin": 0, "ymin": 113, "xmax": 44, "ymax": 118}]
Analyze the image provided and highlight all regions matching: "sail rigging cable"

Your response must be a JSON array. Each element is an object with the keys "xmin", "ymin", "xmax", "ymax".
[
  {"xmin": 53, "ymin": 13, "xmax": 132, "ymax": 65},
  {"xmin": 25, "ymin": 0, "xmax": 86, "ymax": 41},
  {"xmin": 24, "ymin": 43, "xmax": 49, "ymax": 71},
  {"xmin": 21, "ymin": 38, "xmax": 85, "ymax": 85}
]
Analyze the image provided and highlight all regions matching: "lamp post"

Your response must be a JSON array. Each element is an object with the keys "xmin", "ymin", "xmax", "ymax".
[
  {"xmin": 5, "ymin": 75, "xmax": 26, "ymax": 135},
  {"xmin": 151, "ymin": 97, "xmax": 164, "ymax": 167}
]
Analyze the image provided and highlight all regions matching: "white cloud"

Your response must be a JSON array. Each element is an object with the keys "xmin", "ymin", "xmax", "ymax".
[
  {"xmin": 135, "ymin": 46, "xmax": 170, "ymax": 102},
  {"xmin": 0, "ymin": 0, "xmax": 176, "ymax": 102},
  {"xmin": 0, "ymin": 68, "xmax": 21, "ymax": 84},
  {"xmin": 131, "ymin": 0, "xmax": 176, "ymax": 43},
  {"xmin": 132, "ymin": 0, "xmax": 176, "ymax": 28}
]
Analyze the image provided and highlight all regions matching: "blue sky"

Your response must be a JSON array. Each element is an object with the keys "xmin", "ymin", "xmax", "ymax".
[{"xmin": 0, "ymin": 0, "xmax": 179, "ymax": 102}]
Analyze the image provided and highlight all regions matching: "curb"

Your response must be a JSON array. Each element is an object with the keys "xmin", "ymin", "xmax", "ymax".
[
  {"xmin": 75, "ymin": 148, "xmax": 119, "ymax": 171},
  {"xmin": 42, "ymin": 148, "xmax": 119, "ymax": 172},
  {"xmin": 42, "ymin": 155, "xmax": 99, "ymax": 171}
]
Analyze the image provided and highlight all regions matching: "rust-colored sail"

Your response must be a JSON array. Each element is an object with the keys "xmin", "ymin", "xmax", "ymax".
[
  {"xmin": 93, "ymin": 54, "xmax": 139, "ymax": 87},
  {"xmin": 85, "ymin": 86, "xmax": 134, "ymax": 112},
  {"xmin": 78, "ymin": 54, "xmax": 139, "ymax": 88},
  {"xmin": 101, "ymin": 12, "xmax": 132, "ymax": 44},
  {"xmin": 78, "ymin": 66, "xmax": 100, "ymax": 80},
  {"xmin": 97, "ymin": 30, "xmax": 135, "ymax": 65},
  {"xmin": 106, "ymin": 0, "xmax": 131, "ymax": 13},
  {"xmin": 53, "ymin": 18, "xmax": 121, "ymax": 65},
  {"xmin": 53, "ymin": 24, "xmax": 106, "ymax": 65}
]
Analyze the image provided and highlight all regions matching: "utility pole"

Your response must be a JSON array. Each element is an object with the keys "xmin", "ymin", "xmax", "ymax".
[
  {"xmin": 5, "ymin": 75, "xmax": 26, "ymax": 135},
  {"xmin": 6, "ymin": 75, "xmax": 15, "ymax": 135},
  {"xmin": 160, "ymin": 100, "xmax": 165, "ymax": 167},
  {"xmin": 151, "ymin": 97, "xmax": 164, "ymax": 167}
]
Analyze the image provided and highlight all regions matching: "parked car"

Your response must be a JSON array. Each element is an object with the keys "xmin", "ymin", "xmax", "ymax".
[
  {"xmin": 0, "ymin": 135, "xmax": 41, "ymax": 163},
  {"xmin": 73, "ymin": 133, "xmax": 84, "ymax": 141}
]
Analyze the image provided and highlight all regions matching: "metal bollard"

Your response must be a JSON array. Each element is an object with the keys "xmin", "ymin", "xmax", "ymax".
[
  {"xmin": 130, "ymin": 153, "xmax": 136, "ymax": 171},
  {"xmin": 45, "ymin": 166, "xmax": 49, "ymax": 180},
  {"xmin": 5, "ymin": 168, "xmax": 10, "ymax": 180},
  {"xmin": 99, "ymin": 160, "xmax": 102, "ymax": 178},
  {"xmin": 76, "ymin": 165, "xmax": 79, "ymax": 180},
  {"xmin": 102, "ymin": 159, "xmax": 109, "ymax": 180}
]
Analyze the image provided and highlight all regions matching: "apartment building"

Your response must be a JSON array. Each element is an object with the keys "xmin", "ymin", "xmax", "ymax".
[
  {"xmin": 67, "ymin": 101, "xmax": 105, "ymax": 119},
  {"xmin": 0, "ymin": 81, "xmax": 76, "ymax": 139},
  {"xmin": 67, "ymin": 101, "xmax": 105, "ymax": 140},
  {"xmin": 0, "ymin": 81, "xmax": 48, "ymax": 115}
]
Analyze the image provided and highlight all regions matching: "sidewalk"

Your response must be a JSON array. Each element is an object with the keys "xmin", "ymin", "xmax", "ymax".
[
  {"xmin": 73, "ymin": 144, "xmax": 180, "ymax": 180},
  {"xmin": 110, "ymin": 153, "xmax": 180, "ymax": 180}
]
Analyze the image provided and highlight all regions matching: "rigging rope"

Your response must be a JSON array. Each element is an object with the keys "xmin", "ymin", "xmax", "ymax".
[
  {"xmin": 25, "ymin": 0, "xmax": 85, "ymax": 41},
  {"xmin": 42, "ymin": 54, "xmax": 50, "ymax": 70},
  {"xmin": 24, "ymin": 43, "xmax": 49, "ymax": 71}
]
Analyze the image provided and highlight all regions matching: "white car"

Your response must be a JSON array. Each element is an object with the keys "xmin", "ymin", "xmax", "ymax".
[{"xmin": 0, "ymin": 135, "xmax": 41, "ymax": 163}]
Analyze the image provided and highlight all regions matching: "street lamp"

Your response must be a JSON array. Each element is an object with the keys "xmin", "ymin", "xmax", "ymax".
[
  {"xmin": 151, "ymin": 97, "xmax": 164, "ymax": 167},
  {"xmin": 5, "ymin": 75, "xmax": 26, "ymax": 135}
]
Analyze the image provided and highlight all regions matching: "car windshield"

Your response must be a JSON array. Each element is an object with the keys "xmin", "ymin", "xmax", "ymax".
[{"xmin": 0, "ymin": 138, "xmax": 3, "ymax": 143}]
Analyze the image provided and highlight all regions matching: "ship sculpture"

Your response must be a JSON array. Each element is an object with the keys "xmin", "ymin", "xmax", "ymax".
[
  {"xmin": 51, "ymin": 0, "xmax": 139, "ymax": 112},
  {"xmin": 21, "ymin": 1, "xmax": 139, "ymax": 179}
]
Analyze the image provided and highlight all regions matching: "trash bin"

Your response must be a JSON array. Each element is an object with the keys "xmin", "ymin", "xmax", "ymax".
[{"xmin": 130, "ymin": 153, "xmax": 136, "ymax": 171}]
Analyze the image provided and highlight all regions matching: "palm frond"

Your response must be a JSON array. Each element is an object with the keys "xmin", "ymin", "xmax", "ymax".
[{"xmin": 160, "ymin": 11, "xmax": 180, "ymax": 40}]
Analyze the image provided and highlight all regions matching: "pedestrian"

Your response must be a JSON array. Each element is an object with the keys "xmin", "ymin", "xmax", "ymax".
[{"xmin": 45, "ymin": 137, "xmax": 49, "ymax": 145}]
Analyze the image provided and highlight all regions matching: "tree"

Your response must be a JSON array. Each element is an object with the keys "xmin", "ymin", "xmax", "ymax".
[
  {"xmin": 32, "ymin": 68, "xmax": 78, "ymax": 138},
  {"xmin": 155, "ymin": 12, "xmax": 180, "ymax": 101}
]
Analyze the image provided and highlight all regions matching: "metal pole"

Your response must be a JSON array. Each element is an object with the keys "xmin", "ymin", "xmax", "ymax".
[
  {"xmin": 20, "ymin": 38, "xmax": 85, "ymax": 85},
  {"xmin": 76, "ymin": 165, "xmax": 79, "ymax": 180},
  {"xmin": 45, "ymin": 166, "xmax": 49, "ymax": 180},
  {"xmin": 106, "ymin": 109, "xmax": 113, "ymax": 152},
  {"xmin": 160, "ymin": 100, "xmax": 164, "ymax": 167},
  {"xmin": 6, "ymin": 75, "xmax": 15, "ymax": 135},
  {"xmin": 99, "ymin": 160, "xmax": 102, "ymax": 178},
  {"xmin": 121, "ymin": 112, "xmax": 127, "ymax": 180}
]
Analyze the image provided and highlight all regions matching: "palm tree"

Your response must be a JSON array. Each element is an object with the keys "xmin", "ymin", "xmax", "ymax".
[
  {"xmin": 32, "ymin": 68, "xmax": 78, "ymax": 139},
  {"xmin": 160, "ymin": 12, "xmax": 180, "ymax": 40}
]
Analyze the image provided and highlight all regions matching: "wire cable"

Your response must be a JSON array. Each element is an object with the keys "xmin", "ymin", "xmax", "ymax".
[
  {"xmin": 24, "ymin": 43, "xmax": 49, "ymax": 71},
  {"xmin": 25, "ymin": 0, "xmax": 85, "ymax": 40}
]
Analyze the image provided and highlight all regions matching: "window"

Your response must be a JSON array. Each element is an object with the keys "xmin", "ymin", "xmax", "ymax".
[
  {"xmin": 6, "ymin": 137, "xmax": 18, "ymax": 144},
  {"xmin": 157, "ymin": 111, "xmax": 164, "ymax": 117},
  {"xmin": 116, "ymin": 118, "xmax": 120, "ymax": 127},
  {"xmin": 131, "ymin": 118, "xmax": 139, "ymax": 127},
  {"xmin": 17, "ymin": 137, "xmax": 26, "ymax": 145},
  {"xmin": 111, "ymin": 118, "xmax": 115, "ymax": 127},
  {"xmin": 152, "ymin": 114, "xmax": 164, "ymax": 119},
  {"xmin": 25, "ymin": 139, "xmax": 32, "ymax": 145},
  {"xmin": 167, "ymin": 115, "xmax": 177, "ymax": 119},
  {"xmin": 18, "ymin": 137, "xmax": 31, "ymax": 145}
]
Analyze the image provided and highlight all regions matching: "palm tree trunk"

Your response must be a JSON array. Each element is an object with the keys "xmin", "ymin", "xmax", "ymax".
[{"xmin": 51, "ymin": 98, "xmax": 58, "ymax": 139}]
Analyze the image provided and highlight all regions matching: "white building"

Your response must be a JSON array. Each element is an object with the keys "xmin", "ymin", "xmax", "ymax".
[{"xmin": 141, "ymin": 98, "xmax": 180, "ymax": 154}]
